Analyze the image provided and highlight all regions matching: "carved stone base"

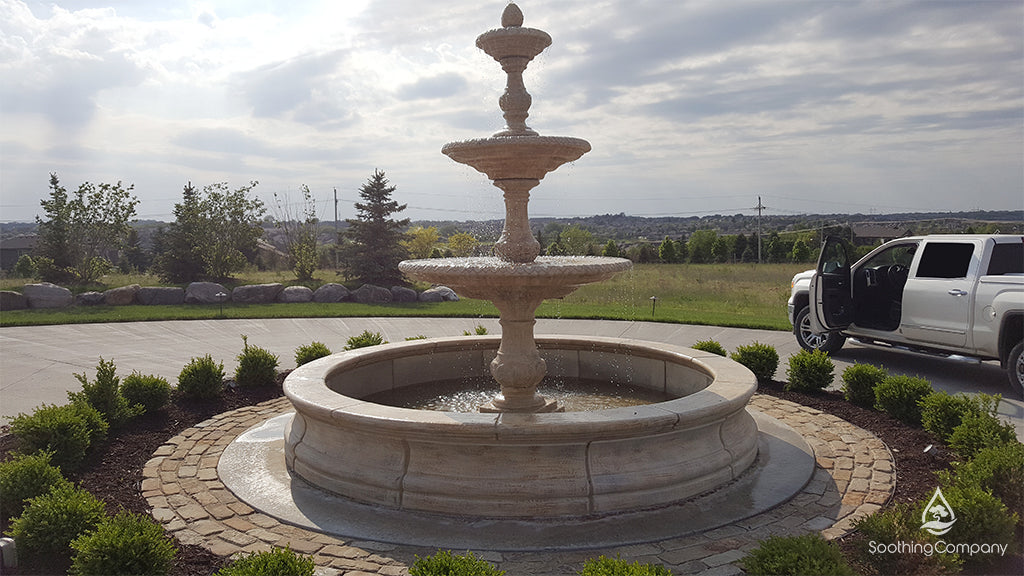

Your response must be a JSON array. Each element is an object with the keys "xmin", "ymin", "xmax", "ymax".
[{"xmin": 479, "ymin": 396, "xmax": 563, "ymax": 413}]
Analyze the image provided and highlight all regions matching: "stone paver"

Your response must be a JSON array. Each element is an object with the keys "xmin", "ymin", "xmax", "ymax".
[{"xmin": 143, "ymin": 394, "xmax": 895, "ymax": 575}]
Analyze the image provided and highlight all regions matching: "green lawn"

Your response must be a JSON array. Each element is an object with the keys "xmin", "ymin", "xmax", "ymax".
[{"xmin": 0, "ymin": 263, "xmax": 810, "ymax": 329}]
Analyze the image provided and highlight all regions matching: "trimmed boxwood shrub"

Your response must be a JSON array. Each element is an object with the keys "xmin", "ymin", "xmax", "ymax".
[
  {"xmin": 69, "ymin": 510, "xmax": 177, "ymax": 576},
  {"xmin": 578, "ymin": 555, "xmax": 672, "ymax": 575},
  {"xmin": 920, "ymin": 391, "xmax": 998, "ymax": 443},
  {"xmin": 841, "ymin": 363, "xmax": 888, "ymax": 408},
  {"xmin": 344, "ymin": 330, "xmax": 388, "ymax": 350},
  {"xmin": 9, "ymin": 403, "xmax": 109, "ymax": 471},
  {"xmin": 784, "ymin": 349, "xmax": 834, "ymax": 392},
  {"xmin": 235, "ymin": 335, "xmax": 279, "ymax": 387},
  {"xmin": 939, "ymin": 441, "xmax": 1024, "ymax": 523},
  {"xmin": 409, "ymin": 550, "xmax": 505, "ymax": 576},
  {"xmin": 212, "ymin": 547, "xmax": 315, "ymax": 576},
  {"xmin": 850, "ymin": 503, "xmax": 963, "ymax": 575},
  {"xmin": 943, "ymin": 483, "xmax": 1019, "ymax": 569},
  {"xmin": 739, "ymin": 534, "xmax": 854, "ymax": 576},
  {"xmin": 730, "ymin": 341, "xmax": 779, "ymax": 383},
  {"xmin": 0, "ymin": 450, "xmax": 70, "ymax": 520},
  {"xmin": 67, "ymin": 357, "xmax": 140, "ymax": 428},
  {"xmin": 177, "ymin": 354, "xmax": 225, "ymax": 399},
  {"xmin": 948, "ymin": 412, "xmax": 1018, "ymax": 459},
  {"xmin": 873, "ymin": 374, "xmax": 932, "ymax": 426},
  {"xmin": 294, "ymin": 341, "xmax": 331, "ymax": 367},
  {"xmin": 121, "ymin": 371, "xmax": 172, "ymax": 414},
  {"xmin": 9, "ymin": 483, "xmax": 106, "ymax": 569},
  {"xmin": 691, "ymin": 339, "xmax": 727, "ymax": 357}
]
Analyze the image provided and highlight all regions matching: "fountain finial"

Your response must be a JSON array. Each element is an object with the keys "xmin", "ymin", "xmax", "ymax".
[{"xmin": 502, "ymin": 3, "xmax": 524, "ymax": 27}]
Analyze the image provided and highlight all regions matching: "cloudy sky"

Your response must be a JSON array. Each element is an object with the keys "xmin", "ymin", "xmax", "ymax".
[{"xmin": 1, "ymin": 0, "xmax": 1021, "ymax": 224}]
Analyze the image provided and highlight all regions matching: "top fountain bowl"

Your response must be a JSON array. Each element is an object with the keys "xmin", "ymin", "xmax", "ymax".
[
  {"xmin": 442, "ymin": 135, "xmax": 591, "ymax": 181},
  {"xmin": 476, "ymin": 27, "xmax": 552, "ymax": 62}
]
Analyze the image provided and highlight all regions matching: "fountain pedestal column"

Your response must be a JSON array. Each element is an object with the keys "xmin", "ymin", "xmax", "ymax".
[
  {"xmin": 481, "ymin": 289, "xmax": 558, "ymax": 413},
  {"xmin": 494, "ymin": 178, "xmax": 541, "ymax": 264}
]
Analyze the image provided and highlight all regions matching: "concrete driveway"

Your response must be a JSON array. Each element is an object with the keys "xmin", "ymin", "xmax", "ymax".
[{"xmin": 2, "ymin": 317, "xmax": 1020, "ymax": 440}]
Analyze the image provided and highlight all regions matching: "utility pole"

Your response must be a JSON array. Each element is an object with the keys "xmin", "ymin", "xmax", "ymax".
[
  {"xmin": 753, "ymin": 196, "xmax": 767, "ymax": 264},
  {"xmin": 334, "ymin": 188, "xmax": 340, "ymax": 269}
]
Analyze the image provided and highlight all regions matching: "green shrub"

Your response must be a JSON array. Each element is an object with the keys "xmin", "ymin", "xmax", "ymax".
[
  {"xmin": 69, "ymin": 510, "xmax": 177, "ymax": 576},
  {"xmin": 344, "ymin": 330, "xmax": 387, "ymax": 350},
  {"xmin": 738, "ymin": 534, "xmax": 854, "ymax": 576},
  {"xmin": 730, "ymin": 341, "xmax": 779, "ymax": 383},
  {"xmin": 409, "ymin": 550, "xmax": 505, "ymax": 576},
  {"xmin": 121, "ymin": 372, "xmax": 171, "ymax": 414},
  {"xmin": 948, "ymin": 412, "xmax": 1017, "ymax": 459},
  {"xmin": 578, "ymin": 555, "xmax": 672, "ymax": 575},
  {"xmin": 177, "ymin": 354, "xmax": 225, "ymax": 399},
  {"xmin": 938, "ymin": 442, "xmax": 1024, "ymax": 523},
  {"xmin": 13, "ymin": 253, "xmax": 36, "ymax": 278},
  {"xmin": 873, "ymin": 374, "xmax": 932, "ymax": 426},
  {"xmin": 9, "ymin": 403, "xmax": 109, "ymax": 471},
  {"xmin": 850, "ymin": 503, "xmax": 962, "ymax": 575},
  {"xmin": 405, "ymin": 335, "xmax": 428, "ymax": 341},
  {"xmin": 67, "ymin": 357, "xmax": 140, "ymax": 428},
  {"xmin": 213, "ymin": 547, "xmax": 315, "ymax": 576},
  {"xmin": 920, "ymin": 392, "xmax": 998, "ymax": 443},
  {"xmin": 235, "ymin": 335, "xmax": 279, "ymax": 387},
  {"xmin": 841, "ymin": 363, "xmax": 888, "ymax": 408},
  {"xmin": 943, "ymin": 483, "xmax": 1019, "ymax": 569},
  {"xmin": 784, "ymin": 349, "xmax": 835, "ymax": 392},
  {"xmin": 463, "ymin": 325, "xmax": 489, "ymax": 336},
  {"xmin": 9, "ymin": 483, "xmax": 106, "ymax": 568},
  {"xmin": 691, "ymin": 339, "xmax": 727, "ymax": 356},
  {"xmin": 0, "ymin": 451, "xmax": 70, "ymax": 520},
  {"xmin": 294, "ymin": 341, "xmax": 332, "ymax": 366}
]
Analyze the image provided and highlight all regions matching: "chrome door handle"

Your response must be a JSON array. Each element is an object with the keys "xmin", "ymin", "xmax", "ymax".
[{"xmin": 948, "ymin": 289, "xmax": 968, "ymax": 296}]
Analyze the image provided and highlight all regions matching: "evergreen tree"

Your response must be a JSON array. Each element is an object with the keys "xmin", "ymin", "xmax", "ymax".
[
  {"xmin": 602, "ymin": 239, "xmax": 620, "ymax": 258},
  {"xmin": 342, "ymin": 170, "xmax": 410, "ymax": 286},
  {"xmin": 658, "ymin": 236, "xmax": 677, "ymax": 263}
]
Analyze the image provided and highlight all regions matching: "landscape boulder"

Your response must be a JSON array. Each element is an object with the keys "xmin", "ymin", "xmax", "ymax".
[
  {"xmin": 137, "ymin": 286, "xmax": 185, "ymax": 305},
  {"xmin": 313, "ymin": 283, "xmax": 350, "ymax": 303},
  {"xmin": 76, "ymin": 292, "xmax": 105, "ymax": 306},
  {"xmin": 391, "ymin": 286, "xmax": 418, "ymax": 303},
  {"xmin": 185, "ymin": 282, "xmax": 230, "ymax": 304},
  {"xmin": 23, "ymin": 283, "xmax": 73, "ymax": 308},
  {"xmin": 420, "ymin": 286, "xmax": 459, "ymax": 302},
  {"xmin": 351, "ymin": 284, "xmax": 392, "ymax": 304},
  {"xmin": 0, "ymin": 291, "xmax": 27, "ymax": 311},
  {"xmin": 278, "ymin": 285, "xmax": 314, "ymax": 303},
  {"xmin": 103, "ymin": 284, "xmax": 140, "ymax": 306},
  {"xmin": 232, "ymin": 283, "xmax": 283, "ymax": 304}
]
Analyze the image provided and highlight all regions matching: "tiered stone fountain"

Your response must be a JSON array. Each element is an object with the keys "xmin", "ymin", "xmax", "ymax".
[{"xmin": 222, "ymin": 4, "xmax": 812, "ymax": 547}]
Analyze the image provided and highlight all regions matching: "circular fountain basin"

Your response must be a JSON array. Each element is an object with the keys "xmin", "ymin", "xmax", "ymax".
[
  {"xmin": 284, "ymin": 335, "xmax": 759, "ymax": 518},
  {"xmin": 441, "ymin": 135, "xmax": 591, "ymax": 180}
]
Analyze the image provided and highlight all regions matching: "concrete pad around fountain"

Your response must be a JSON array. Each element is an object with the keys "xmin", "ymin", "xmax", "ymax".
[{"xmin": 218, "ymin": 409, "xmax": 813, "ymax": 551}]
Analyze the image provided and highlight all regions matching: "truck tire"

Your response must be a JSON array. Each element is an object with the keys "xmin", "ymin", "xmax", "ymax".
[
  {"xmin": 1009, "ymin": 341, "xmax": 1024, "ymax": 398},
  {"xmin": 794, "ymin": 306, "xmax": 846, "ymax": 353}
]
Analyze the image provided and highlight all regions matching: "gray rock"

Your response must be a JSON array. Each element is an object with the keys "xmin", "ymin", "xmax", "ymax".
[
  {"xmin": 351, "ymin": 284, "xmax": 393, "ymax": 304},
  {"xmin": 313, "ymin": 283, "xmax": 350, "ymax": 303},
  {"xmin": 103, "ymin": 284, "xmax": 140, "ymax": 306},
  {"xmin": 185, "ymin": 282, "xmax": 230, "ymax": 304},
  {"xmin": 23, "ymin": 282, "xmax": 73, "ymax": 308},
  {"xmin": 391, "ymin": 286, "xmax": 418, "ymax": 303},
  {"xmin": 232, "ymin": 283, "xmax": 284, "ymax": 304},
  {"xmin": 137, "ymin": 286, "xmax": 185, "ymax": 305},
  {"xmin": 421, "ymin": 286, "xmax": 459, "ymax": 302},
  {"xmin": 278, "ymin": 285, "xmax": 314, "ymax": 303},
  {"xmin": 76, "ymin": 292, "xmax": 105, "ymax": 306},
  {"xmin": 0, "ymin": 290, "xmax": 27, "ymax": 311}
]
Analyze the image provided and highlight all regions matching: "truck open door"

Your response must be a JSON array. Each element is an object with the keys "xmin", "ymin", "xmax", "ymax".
[{"xmin": 809, "ymin": 236, "xmax": 854, "ymax": 333}]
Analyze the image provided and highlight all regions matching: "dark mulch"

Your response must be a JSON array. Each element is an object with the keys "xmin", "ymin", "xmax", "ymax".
[{"xmin": 1, "ymin": 376, "xmax": 1018, "ymax": 575}]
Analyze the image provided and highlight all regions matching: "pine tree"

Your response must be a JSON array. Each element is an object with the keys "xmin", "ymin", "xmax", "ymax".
[{"xmin": 342, "ymin": 170, "xmax": 410, "ymax": 286}]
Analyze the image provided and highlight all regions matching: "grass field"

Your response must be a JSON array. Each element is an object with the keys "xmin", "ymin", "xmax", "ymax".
[{"xmin": 0, "ymin": 263, "xmax": 810, "ymax": 329}]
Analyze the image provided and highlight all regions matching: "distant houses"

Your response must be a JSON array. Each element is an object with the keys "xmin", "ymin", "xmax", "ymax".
[
  {"xmin": 0, "ymin": 235, "xmax": 36, "ymax": 270},
  {"xmin": 850, "ymin": 223, "xmax": 911, "ymax": 246}
]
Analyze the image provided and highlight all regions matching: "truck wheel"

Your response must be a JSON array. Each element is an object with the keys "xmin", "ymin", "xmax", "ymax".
[
  {"xmin": 794, "ymin": 306, "xmax": 846, "ymax": 353},
  {"xmin": 1009, "ymin": 341, "xmax": 1024, "ymax": 398}
]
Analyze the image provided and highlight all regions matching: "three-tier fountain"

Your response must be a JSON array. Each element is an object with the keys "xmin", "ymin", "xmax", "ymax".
[{"xmin": 220, "ymin": 4, "xmax": 813, "ymax": 549}]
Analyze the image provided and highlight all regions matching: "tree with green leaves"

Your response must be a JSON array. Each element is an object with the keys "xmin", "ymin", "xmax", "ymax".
[
  {"xmin": 342, "ymin": 170, "xmax": 409, "ymax": 286},
  {"xmin": 35, "ymin": 173, "xmax": 139, "ymax": 283},
  {"xmin": 658, "ymin": 236, "xmax": 678, "ymax": 263},
  {"xmin": 274, "ymin": 185, "xmax": 320, "ymax": 281},
  {"xmin": 558, "ymin": 224, "xmax": 595, "ymax": 255},
  {"xmin": 602, "ymin": 239, "xmax": 620, "ymax": 258},
  {"xmin": 687, "ymin": 229, "xmax": 717, "ymax": 263},
  {"xmin": 153, "ymin": 181, "xmax": 265, "ymax": 282},
  {"xmin": 405, "ymin": 226, "xmax": 440, "ymax": 259},
  {"xmin": 446, "ymin": 232, "xmax": 479, "ymax": 257}
]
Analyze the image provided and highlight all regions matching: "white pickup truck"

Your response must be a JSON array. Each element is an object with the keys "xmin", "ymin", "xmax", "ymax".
[{"xmin": 788, "ymin": 234, "xmax": 1024, "ymax": 395}]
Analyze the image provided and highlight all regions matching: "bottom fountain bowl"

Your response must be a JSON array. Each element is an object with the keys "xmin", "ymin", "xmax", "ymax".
[{"xmin": 283, "ymin": 335, "xmax": 759, "ymax": 518}]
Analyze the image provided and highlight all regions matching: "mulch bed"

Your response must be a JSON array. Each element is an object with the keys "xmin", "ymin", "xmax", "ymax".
[{"xmin": 1, "ymin": 376, "xmax": 1019, "ymax": 575}]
